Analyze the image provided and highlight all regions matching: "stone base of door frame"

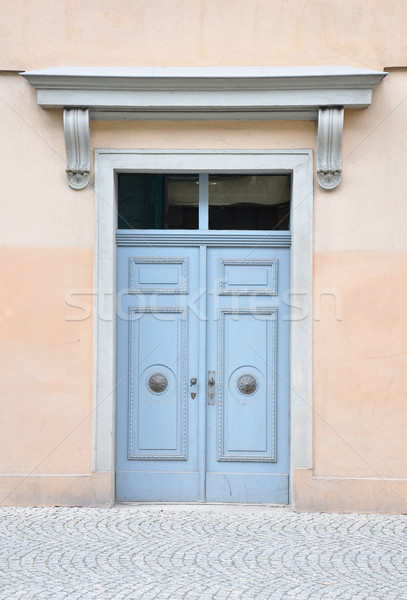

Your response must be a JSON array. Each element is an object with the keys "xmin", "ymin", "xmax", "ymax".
[
  {"xmin": 293, "ymin": 468, "xmax": 407, "ymax": 514},
  {"xmin": 3, "ymin": 470, "xmax": 407, "ymax": 512},
  {"xmin": 0, "ymin": 473, "xmax": 112, "ymax": 507}
]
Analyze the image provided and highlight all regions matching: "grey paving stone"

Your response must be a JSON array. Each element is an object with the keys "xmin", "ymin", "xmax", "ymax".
[{"xmin": 0, "ymin": 505, "xmax": 407, "ymax": 599}]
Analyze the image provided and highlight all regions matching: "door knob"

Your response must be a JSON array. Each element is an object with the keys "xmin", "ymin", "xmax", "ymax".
[{"xmin": 190, "ymin": 377, "xmax": 197, "ymax": 399}]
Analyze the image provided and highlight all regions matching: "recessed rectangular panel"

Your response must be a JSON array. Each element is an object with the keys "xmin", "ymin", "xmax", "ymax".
[
  {"xmin": 219, "ymin": 259, "xmax": 278, "ymax": 295},
  {"xmin": 137, "ymin": 316, "xmax": 178, "ymax": 450},
  {"xmin": 218, "ymin": 308, "xmax": 277, "ymax": 462},
  {"xmin": 138, "ymin": 266, "xmax": 179, "ymax": 285},
  {"xmin": 226, "ymin": 314, "xmax": 267, "ymax": 452},
  {"xmin": 129, "ymin": 257, "xmax": 188, "ymax": 294},
  {"xmin": 128, "ymin": 306, "xmax": 187, "ymax": 460},
  {"xmin": 227, "ymin": 267, "xmax": 268, "ymax": 286}
]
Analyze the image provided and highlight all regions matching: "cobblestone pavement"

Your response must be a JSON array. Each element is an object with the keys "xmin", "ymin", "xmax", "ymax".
[{"xmin": 1, "ymin": 504, "xmax": 407, "ymax": 600}]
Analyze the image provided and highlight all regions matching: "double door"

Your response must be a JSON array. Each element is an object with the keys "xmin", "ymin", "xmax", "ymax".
[{"xmin": 116, "ymin": 244, "xmax": 290, "ymax": 503}]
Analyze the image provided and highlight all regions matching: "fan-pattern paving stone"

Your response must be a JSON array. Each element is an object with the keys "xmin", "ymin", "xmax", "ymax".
[{"xmin": 0, "ymin": 505, "xmax": 407, "ymax": 599}]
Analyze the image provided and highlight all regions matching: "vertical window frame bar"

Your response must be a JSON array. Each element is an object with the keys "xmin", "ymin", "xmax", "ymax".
[{"xmin": 199, "ymin": 173, "xmax": 209, "ymax": 230}]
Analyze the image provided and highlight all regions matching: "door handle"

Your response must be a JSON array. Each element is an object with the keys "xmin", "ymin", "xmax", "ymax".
[
  {"xmin": 190, "ymin": 377, "xmax": 197, "ymax": 399},
  {"xmin": 208, "ymin": 370, "xmax": 215, "ymax": 405}
]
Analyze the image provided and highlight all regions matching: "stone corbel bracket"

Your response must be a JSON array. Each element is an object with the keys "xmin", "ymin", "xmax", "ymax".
[
  {"xmin": 21, "ymin": 66, "xmax": 387, "ymax": 191},
  {"xmin": 63, "ymin": 108, "xmax": 90, "ymax": 190},
  {"xmin": 316, "ymin": 107, "xmax": 344, "ymax": 190}
]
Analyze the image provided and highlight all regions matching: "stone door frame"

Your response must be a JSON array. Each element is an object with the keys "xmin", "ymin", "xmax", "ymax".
[{"xmin": 93, "ymin": 148, "xmax": 313, "ymax": 504}]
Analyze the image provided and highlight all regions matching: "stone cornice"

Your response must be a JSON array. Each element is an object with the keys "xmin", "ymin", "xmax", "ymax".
[
  {"xmin": 22, "ymin": 66, "xmax": 386, "ymax": 112},
  {"xmin": 21, "ymin": 66, "xmax": 387, "ymax": 189}
]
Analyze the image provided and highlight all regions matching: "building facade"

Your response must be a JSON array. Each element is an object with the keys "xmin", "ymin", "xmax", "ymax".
[{"xmin": 1, "ymin": 0, "xmax": 407, "ymax": 512}]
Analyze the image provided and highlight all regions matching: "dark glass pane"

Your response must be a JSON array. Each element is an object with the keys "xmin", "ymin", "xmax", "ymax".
[
  {"xmin": 118, "ymin": 174, "xmax": 199, "ymax": 229},
  {"xmin": 166, "ymin": 175, "xmax": 199, "ymax": 229},
  {"xmin": 208, "ymin": 174, "xmax": 290, "ymax": 230}
]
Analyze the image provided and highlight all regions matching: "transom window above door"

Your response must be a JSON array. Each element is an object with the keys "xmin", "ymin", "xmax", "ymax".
[{"xmin": 118, "ymin": 173, "xmax": 291, "ymax": 231}]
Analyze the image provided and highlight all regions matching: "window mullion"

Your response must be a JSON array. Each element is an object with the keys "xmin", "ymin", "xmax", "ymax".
[{"xmin": 199, "ymin": 173, "xmax": 209, "ymax": 230}]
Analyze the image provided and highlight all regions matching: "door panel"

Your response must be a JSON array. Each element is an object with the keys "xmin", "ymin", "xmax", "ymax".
[
  {"xmin": 217, "ymin": 307, "xmax": 277, "ymax": 461},
  {"xmin": 129, "ymin": 257, "xmax": 188, "ymax": 294},
  {"xmin": 116, "ymin": 245, "xmax": 289, "ymax": 503},
  {"xmin": 116, "ymin": 247, "xmax": 200, "ymax": 502},
  {"xmin": 128, "ymin": 306, "xmax": 187, "ymax": 459},
  {"xmin": 205, "ymin": 248, "xmax": 290, "ymax": 503}
]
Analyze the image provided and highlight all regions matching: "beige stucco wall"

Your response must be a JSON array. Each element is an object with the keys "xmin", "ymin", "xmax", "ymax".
[
  {"xmin": 296, "ymin": 69, "xmax": 407, "ymax": 512},
  {"xmin": 1, "ymin": 1, "xmax": 407, "ymax": 510},
  {"xmin": 0, "ymin": 71, "xmax": 101, "ymax": 504},
  {"xmin": 313, "ymin": 72, "xmax": 407, "ymax": 481},
  {"xmin": 1, "ymin": 0, "xmax": 407, "ymax": 71}
]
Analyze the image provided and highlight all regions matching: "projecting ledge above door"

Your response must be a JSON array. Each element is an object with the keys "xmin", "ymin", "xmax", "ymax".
[{"xmin": 21, "ymin": 66, "xmax": 387, "ymax": 190}]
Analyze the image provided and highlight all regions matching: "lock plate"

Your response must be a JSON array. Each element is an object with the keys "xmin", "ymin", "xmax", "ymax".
[{"xmin": 208, "ymin": 370, "xmax": 215, "ymax": 406}]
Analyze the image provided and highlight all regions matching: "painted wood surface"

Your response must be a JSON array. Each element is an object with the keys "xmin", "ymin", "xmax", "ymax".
[{"xmin": 116, "ymin": 244, "xmax": 289, "ymax": 502}]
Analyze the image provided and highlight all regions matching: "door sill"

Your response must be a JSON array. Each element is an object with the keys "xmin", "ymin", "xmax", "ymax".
[{"xmin": 114, "ymin": 501, "xmax": 290, "ymax": 512}]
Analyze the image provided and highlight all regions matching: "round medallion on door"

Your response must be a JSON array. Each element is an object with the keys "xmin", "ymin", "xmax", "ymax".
[
  {"xmin": 237, "ymin": 373, "xmax": 258, "ymax": 395},
  {"xmin": 141, "ymin": 364, "xmax": 176, "ymax": 402},
  {"xmin": 228, "ymin": 366, "xmax": 264, "ymax": 405}
]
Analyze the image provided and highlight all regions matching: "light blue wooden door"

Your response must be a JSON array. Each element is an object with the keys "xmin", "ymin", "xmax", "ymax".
[
  {"xmin": 116, "ymin": 247, "xmax": 201, "ymax": 501},
  {"xmin": 205, "ymin": 247, "xmax": 290, "ymax": 503},
  {"xmin": 116, "ymin": 245, "xmax": 289, "ymax": 503}
]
